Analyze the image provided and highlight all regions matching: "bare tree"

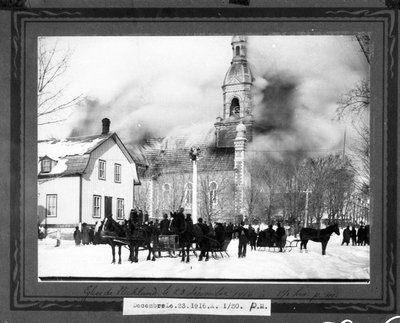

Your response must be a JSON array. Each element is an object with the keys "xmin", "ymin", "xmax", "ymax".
[
  {"xmin": 300, "ymin": 154, "xmax": 355, "ymax": 227},
  {"xmin": 336, "ymin": 78, "xmax": 370, "ymax": 195},
  {"xmin": 324, "ymin": 157, "xmax": 355, "ymax": 225},
  {"xmin": 243, "ymin": 154, "xmax": 287, "ymax": 224},
  {"xmin": 133, "ymin": 180, "xmax": 151, "ymax": 213},
  {"xmin": 281, "ymin": 162, "xmax": 306, "ymax": 230},
  {"xmin": 198, "ymin": 172, "xmax": 235, "ymax": 224},
  {"xmin": 337, "ymin": 79, "xmax": 370, "ymax": 119},
  {"xmin": 38, "ymin": 40, "xmax": 84, "ymax": 126}
]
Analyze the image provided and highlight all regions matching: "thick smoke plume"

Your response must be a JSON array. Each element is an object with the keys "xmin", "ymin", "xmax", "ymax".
[
  {"xmin": 58, "ymin": 36, "xmax": 368, "ymax": 166},
  {"xmin": 246, "ymin": 36, "xmax": 369, "ymax": 163}
]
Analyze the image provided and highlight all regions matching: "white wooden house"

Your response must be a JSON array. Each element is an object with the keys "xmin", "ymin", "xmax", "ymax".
[{"xmin": 37, "ymin": 118, "xmax": 140, "ymax": 229}]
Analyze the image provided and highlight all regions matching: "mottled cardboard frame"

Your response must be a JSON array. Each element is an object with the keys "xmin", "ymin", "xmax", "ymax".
[{"xmin": 1, "ymin": 5, "xmax": 398, "ymax": 323}]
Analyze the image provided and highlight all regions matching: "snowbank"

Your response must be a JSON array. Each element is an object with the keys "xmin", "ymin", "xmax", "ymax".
[{"xmin": 38, "ymin": 232, "xmax": 369, "ymax": 280}]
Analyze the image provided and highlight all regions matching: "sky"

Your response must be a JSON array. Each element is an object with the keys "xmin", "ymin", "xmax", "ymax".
[{"xmin": 38, "ymin": 35, "xmax": 369, "ymax": 159}]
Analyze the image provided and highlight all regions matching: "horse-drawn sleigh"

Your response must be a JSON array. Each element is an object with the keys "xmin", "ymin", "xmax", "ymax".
[
  {"xmin": 169, "ymin": 210, "xmax": 231, "ymax": 262},
  {"xmin": 99, "ymin": 216, "xmax": 157, "ymax": 264},
  {"xmin": 99, "ymin": 211, "xmax": 232, "ymax": 264},
  {"xmin": 256, "ymin": 223, "xmax": 340, "ymax": 255}
]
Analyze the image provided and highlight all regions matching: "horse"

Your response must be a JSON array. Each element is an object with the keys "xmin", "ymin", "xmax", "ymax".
[
  {"xmin": 194, "ymin": 223, "xmax": 218, "ymax": 261},
  {"xmin": 300, "ymin": 223, "xmax": 340, "ymax": 255},
  {"xmin": 170, "ymin": 211, "xmax": 196, "ymax": 263},
  {"xmin": 99, "ymin": 217, "xmax": 126, "ymax": 264},
  {"xmin": 170, "ymin": 212, "xmax": 225, "ymax": 262},
  {"xmin": 125, "ymin": 220, "xmax": 157, "ymax": 263}
]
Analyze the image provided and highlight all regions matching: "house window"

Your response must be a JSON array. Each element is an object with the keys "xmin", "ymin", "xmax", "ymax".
[
  {"xmin": 93, "ymin": 195, "xmax": 101, "ymax": 218},
  {"xmin": 185, "ymin": 183, "xmax": 193, "ymax": 205},
  {"xmin": 99, "ymin": 159, "xmax": 106, "ymax": 180},
  {"xmin": 41, "ymin": 158, "xmax": 52, "ymax": 173},
  {"xmin": 117, "ymin": 198, "xmax": 124, "ymax": 220},
  {"xmin": 210, "ymin": 182, "xmax": 218, "ymax": 205},
  {"xmin": 114, "ymin": 163, "xmax": 121, "ymax": 183},
  {"xmin": 236, "ymin": 45, "xmax": 240, "ymax": 56},
  {"xmin": 46, "ymin": 194, "xmax": 57, "ymax": 217}
]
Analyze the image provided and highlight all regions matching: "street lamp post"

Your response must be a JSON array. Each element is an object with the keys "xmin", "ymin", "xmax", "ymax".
[
  {"xmin": 303, "ymin": 188, "xmax": 312, "ymax": 228},
  {"xmin": 189, "ymin": 147, "xmax": 201, "ymax": 224}
]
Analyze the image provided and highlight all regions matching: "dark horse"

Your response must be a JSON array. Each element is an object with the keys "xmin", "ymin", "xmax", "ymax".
[
  {"xmin": 99, "ymin": 216, "xmax": 126, "ymax": 264},
  {"xmin": 170, "ymin": 212, "xmax": 222, "ymax": 262},
  {"xmin": 125, "ymin": 219, "xmax": 156, "ymax": 263},
  {"xmin": 300, "ymin": 223, "xmax": 340, "ymax": 255},
  {"xmin": 170, "ymin": 211, "xmax": 196, "ymax": 263}
]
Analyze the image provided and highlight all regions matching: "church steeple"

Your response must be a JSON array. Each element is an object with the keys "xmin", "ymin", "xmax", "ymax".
[
  {"xmin": 231, "ymin": 36, "xmax": 247, "ymax": 62},
  {"xmin": 222, "ymin": 36, "xmax": 253, "ymax": 120},
  {"xmin": 215, "ymin": 36, "xmax": 254, "ymax": 148}
]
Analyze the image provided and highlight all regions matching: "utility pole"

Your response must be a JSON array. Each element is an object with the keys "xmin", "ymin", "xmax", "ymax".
[
  {"xmin": 303, "ymin": 189, "xmax": 312, "ymax": 228},
  {"xmin": 192, "ymin": 159, "xmax": 198, "ymax": 223},
  {"xmin": 189, "ymin": 147, "xmax": 201, "ymax": 224}
]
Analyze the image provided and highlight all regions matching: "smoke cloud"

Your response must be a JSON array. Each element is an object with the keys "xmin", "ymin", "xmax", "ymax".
[
  {"xmin": 40, "ymin": 36, "xmax": 368, "ymax": 165},
  {"xmin": 246, "ymin": 36, "xmax": 368, "ymax": 163}
]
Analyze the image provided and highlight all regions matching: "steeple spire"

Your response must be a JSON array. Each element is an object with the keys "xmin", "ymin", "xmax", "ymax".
[
  {"xmin": 231, "ymin": 36, "xmax": 247, "ymax": 63},
  {"xmin": 214, "ymin": 36, "xmax": 254, "ymax": 148}
]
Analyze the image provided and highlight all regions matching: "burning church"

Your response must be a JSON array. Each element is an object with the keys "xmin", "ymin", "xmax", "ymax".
[{"xmin": 133, "ymin": 36, "xmax": 269, "ymax": 224}]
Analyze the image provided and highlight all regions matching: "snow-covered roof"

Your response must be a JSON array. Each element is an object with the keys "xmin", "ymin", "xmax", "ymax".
[
  {"xmin": 38, "ymin": 135, "xmax": 108, "ymax": 161},
  {"xmin": 38, "ymin": 133, "xmax": 138, "ymax": 181}
]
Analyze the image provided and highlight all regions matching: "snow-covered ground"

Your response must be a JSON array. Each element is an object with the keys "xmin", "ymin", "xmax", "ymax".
[{"xmin": 38, "ymin": 231, "xmax": 369, "ymax": 280}]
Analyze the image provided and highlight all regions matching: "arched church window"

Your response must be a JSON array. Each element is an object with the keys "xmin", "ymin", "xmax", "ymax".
[
  {"xmin": 163, "ymin": 183, "xmax": 170, "ymax": 204},
  {"xmin": 209, "ymin": 182, "xmax": 218, "ymax": 205},
  {"xmin": 235, "ymin": 46, "xmax": 240, "ymax": 56},
  {"xmin": 230, "ymin": 98, "xmax": 240, "ymax": 117},
  {"xmin": 185, "ymin": 183, "xmax": 193, "ymax": 205}
]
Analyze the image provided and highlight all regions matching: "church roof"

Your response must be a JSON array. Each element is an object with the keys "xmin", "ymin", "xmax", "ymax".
[
  {"xmin": 223, "ymin": 61, "xmax": 253, "ymax": 87},
  {"xmin": 139, "ymin": 124, "xmax": 235, "ymax": 176}
]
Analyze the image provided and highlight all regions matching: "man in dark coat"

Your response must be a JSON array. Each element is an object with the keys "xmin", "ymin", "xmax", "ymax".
[
  {"xmin": 214, "ymin": 222, "xmax": 226, "ymax": 247},
  {"xmin": 129, "ymin": 209, "xmax": 138, "ymax": 224},
  {"xmin": 159, "ymin": 214, "xmax": 170, "ymax": 235},
  {"xmin": 185, "ymin": 214, "xmax": 194, "ymax": 233},
  {"xmin": 276, "ymin": 222, "xmax": 286, "ymax": 252},
  {"xmin": 264, "ymin": 224, "xmax": 276, "ymax": 248},
  {"xmin": 235, "ymin": 221, "xmax": 249, "ymax": 258},
  {"xmin": 365, "ymin": 225, "xmax": 370, "ymax": 245},
  {"xmin": 341, "ymin": 226, "xmax": 351, "ymax": 246},
  {"xmin": 196, "ymin": 218, "xmax": 210, "ymax": 235},
  {"xmin": 248, "ymin": 225, "xmax": 257, "ymax": 251},
  {"xmin": 357, "ymin": 224, "xmax": 366, "ymax": 246},
  {"xmin": 88, "ymin": 227, "xmax": 95, "ymax": 244},
  {"xmin": 81, "ymin": 223, "xmax": 90, "ymax": 245},
  {"xmin": 226, "ymin": 222, "xmax": 234, "ymax": 240},
  {"xmin": 73, "ymin": 226, "xmax": 81, "ymax": 246},
  {"xmin": 351, "ymin": 226, "xmax": 357, "ymax": 246}
]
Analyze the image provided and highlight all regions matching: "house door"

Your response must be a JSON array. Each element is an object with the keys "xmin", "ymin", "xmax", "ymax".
[{"xmin": 105, "ymin": 196, "xmax": 112, "ymax": 218}]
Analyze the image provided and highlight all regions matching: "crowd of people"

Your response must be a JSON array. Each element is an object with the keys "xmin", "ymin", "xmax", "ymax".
[
  {"xmin": 39, "ymin": 208, "xmax": 369, "ymax": 257},
  {"xmin": 341, "ymin": 223, "xmax": 370, "ymax": 246}
]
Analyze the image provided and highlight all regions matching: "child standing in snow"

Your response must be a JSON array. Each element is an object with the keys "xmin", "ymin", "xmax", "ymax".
[{"xmin": 55, "ymin": 229, "xmax": 61, "ymax": 247}]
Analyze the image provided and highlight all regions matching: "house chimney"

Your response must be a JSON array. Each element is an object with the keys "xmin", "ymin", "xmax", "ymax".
[{"xmin": 102, "ymin": 118, "xmax": 110, "ymax": 135}]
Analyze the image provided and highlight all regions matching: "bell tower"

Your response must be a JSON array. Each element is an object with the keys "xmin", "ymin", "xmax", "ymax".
[{"xmin": 215, "ymin": 36, "xmax": 254, "ymax": 148}]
